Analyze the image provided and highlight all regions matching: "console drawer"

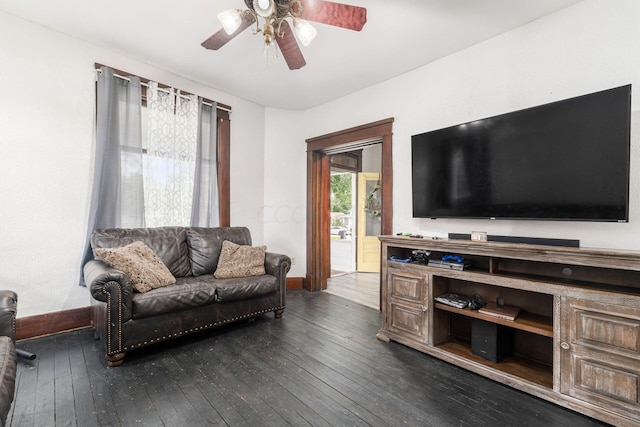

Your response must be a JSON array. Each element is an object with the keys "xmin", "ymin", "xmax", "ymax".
[
  {"xmin": 561, "ymin": 297, "xmax": 640, "ymax": 420},
  {"xmin": 388, "ymin": 267, "xmax": 426, "ymax": 304},
  {"xmin": 565, "ymin": 298, "xmax": 640, "ymax": 358},
  {"xmin": 386, "ymin": 267, "xmax": 428, "ymax": 341}
]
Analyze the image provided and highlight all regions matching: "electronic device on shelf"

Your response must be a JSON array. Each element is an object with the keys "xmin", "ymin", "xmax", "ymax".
[
  {"xmin": 468, "ymin": 294, "xmax": 485, "ymax": 310},
  {"xmin": 389, "ymin": 256, "xmax": 411, "ymax": 263},
  {"xmin": 428, "ymin": 254, "xmax": 473, "ymax": 270},
  {"xmin": 411, "ymin": 249, "xmax": 430, "ymax": 264},
  {"xmin": 434, "ymin": 293, "xmax": 470, "ymax": 309},
  {"xmin": 442, "ymin": 254, "xmax": 464, "ymax": 263},
  {"xmin": 396, "ymin": 232, "xmax": 423, "ymax": 238}
]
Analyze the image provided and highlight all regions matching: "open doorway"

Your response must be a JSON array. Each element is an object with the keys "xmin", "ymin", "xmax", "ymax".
[
  {"xmin": 328, "ymin": 145, "xmax": 382, "ymax": 276},
  {"xmin": 306, "ymin": 118, "xmax": 394, "ymax": 309},
  {"xmin": 326, "ymin": 145, "xmax": 382, "ymax": 308},
  {"xmin": 329, "ymin": 169, "xmax": 356, "ymax": 276},
  {"xmin": 328, "ymin": 151, "xmax": 359, "ymax": 277}
]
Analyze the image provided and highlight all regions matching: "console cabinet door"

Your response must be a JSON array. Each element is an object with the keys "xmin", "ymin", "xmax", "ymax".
[
  {"xmin": 560, "ymin": 297, "xmax": 640, "ymax": 420},
  {"xmin": 386, "ymin": 266, "xmax": 428, "ymax": 342}
]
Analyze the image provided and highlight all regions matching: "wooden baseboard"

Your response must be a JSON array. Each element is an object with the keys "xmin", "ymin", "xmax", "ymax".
[
  {"xmin": 286, "ymin": 277, "xmax": 304, "ymax": 290},
  {"xmin": 16, "ymin": 306, "xmax": 92, "ymax": 341}
]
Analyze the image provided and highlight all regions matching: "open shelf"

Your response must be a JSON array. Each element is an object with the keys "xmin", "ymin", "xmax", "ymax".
[
  {"xmin": 434, "ymin": 303, "xmax": 553, "ymax": 337},
  {"xmin": 435, "ymin": 339, "xmax": 553, "ymax": 389},
  {"xmin": 386, "ymin": 237, "xmax": 640, "ymax": 295}
]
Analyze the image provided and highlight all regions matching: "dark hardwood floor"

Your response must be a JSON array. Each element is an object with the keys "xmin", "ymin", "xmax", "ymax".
[
  {"xmin": 8, "ymin": 291, "xmax": 608, "ymax": 426},
  {"xmin": 325, "ymin": 272, "xmax": 379, "ymax": 310}
]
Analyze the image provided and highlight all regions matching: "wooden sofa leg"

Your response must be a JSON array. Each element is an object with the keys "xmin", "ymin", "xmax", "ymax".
[
  {"xmin": 106, "ymin": 352, "xmax": 126, "ymax": 367},
  {"xmin": 274, "ymin": 308, "xmax": 285, "ymax": 319}
]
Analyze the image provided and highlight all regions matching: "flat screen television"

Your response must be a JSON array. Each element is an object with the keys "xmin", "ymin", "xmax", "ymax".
[{"xmin": 411, "ymin": 85, "xmax": 631, "ymax": 222}]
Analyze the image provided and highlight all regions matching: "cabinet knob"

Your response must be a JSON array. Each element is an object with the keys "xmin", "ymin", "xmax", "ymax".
[{"xmin": 560, "ymin": 342, "xmax": 570, "ymax": 350}]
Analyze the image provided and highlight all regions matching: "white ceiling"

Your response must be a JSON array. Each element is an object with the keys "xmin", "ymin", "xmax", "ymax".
[{"xmin": 0, "ymin": 0, "xmax": 581, "ymax": 110}]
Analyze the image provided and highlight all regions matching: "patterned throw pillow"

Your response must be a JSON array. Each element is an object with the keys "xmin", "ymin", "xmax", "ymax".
[
  {"xmin": 214, "ymin": 240, "xmax": 266, "ymax": 279},
  {"xmin": 95, "ymin": 241, "xmax": 176, "ymax": 293}
]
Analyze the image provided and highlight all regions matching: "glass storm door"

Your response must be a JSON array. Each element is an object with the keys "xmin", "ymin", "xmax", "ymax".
[{"xmin": 357, "ymin": 172, "xmax": 381, "ymax": 272}]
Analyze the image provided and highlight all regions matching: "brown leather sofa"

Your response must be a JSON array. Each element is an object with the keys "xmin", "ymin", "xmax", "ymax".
[
  {"xmin": 0, "ymin": 290, "xmax": 17, "ymax": 426},
  {"xmin": 84, "ymin": 226, "xmax": 291, "ymax": 367}
]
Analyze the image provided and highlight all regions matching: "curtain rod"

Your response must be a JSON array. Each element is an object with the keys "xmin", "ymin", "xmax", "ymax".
[
  {"xmin": 94, "ymin": 64, "xmax": 231, "ymax": 112},
  {"xmin": 98, "ymin": 70, "xmax": 219, "ymax": 109}
]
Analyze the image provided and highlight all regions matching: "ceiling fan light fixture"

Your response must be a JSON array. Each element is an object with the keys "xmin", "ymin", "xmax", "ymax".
[
  {"xmin": 253, "ymin": 0, "xmax": 275, "ymax": 18},
  {"xmin": 263, "ymin": 22, "xmax": 275, "ymax": 45},
  {"xmin": 218, "ymin": 9, "xmax": 243, "ymax": 35},
  {"xmin": 203, "ymin": 0, "xmax": 367, "ymax": 70},
  {"xmin": 293, "ymin": 18, "xmax": 317, "ymax": 47}
]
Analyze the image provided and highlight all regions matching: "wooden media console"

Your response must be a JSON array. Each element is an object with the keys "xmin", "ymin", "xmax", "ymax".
[{"xmin": 377, "ymin": 236, "xmax": 640, "ymax": 427}]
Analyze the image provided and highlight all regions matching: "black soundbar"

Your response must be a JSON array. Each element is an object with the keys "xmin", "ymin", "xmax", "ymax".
[{"xmin": 448, "ymin": 233, "xmax": 579, "ymax": 248}]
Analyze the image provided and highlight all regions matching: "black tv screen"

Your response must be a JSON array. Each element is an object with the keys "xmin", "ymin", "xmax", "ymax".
[{"xmin": 412, "ymin": 85, "xmax": 631, "ymax": 222}]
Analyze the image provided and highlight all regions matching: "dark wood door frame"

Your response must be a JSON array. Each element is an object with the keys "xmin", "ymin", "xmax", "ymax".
[{"xmin": 306, "ymin": 118, "xmax": 394, "ymax": 292}]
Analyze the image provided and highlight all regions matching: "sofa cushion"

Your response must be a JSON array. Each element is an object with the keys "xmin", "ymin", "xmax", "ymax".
[
  {"xmin": 187, "ymin": 227, "xmax": 252, "ymax": 276},
  {"xmin": 215, "ymin": 275, "xmax": 277, "ymax": 303},
  {"xmin": 131, "ymin": 275, "xmax": 219, "ymax": 319},
  {"xmin": 92, "ymin": 227, "xmax": 192, "ymax": 277},
  {"xmin": 214, "ymin": 240, "xmax": 266, "ymax": 279},
  {"xmin": 130, "ymin": 274, "xmax": 278, "ymax": 319},
  {"xmin": 95, "ymin": 241, "xmax": 176, "ymax": 293}
]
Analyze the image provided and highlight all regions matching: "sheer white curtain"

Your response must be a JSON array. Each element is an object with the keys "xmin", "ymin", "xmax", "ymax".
[{"xmin": 144, "ymin": 82, "xmax": 198, "ymax": 227}]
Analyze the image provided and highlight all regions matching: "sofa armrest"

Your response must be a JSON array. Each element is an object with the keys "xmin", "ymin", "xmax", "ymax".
[
  {"xmin": 0, "ymin": 291, "xmax": 17, "ymax": 342},
  {"xmin": 265, "ymin": 253, "xmax": 291, "ymax": 310},
  {"xmin": 264, "ymin": 252, "xmax": 291, "ymax": 290},
  {"xmin": 84, "ymin": 260, "xmax": 133, "ymax": 322}
]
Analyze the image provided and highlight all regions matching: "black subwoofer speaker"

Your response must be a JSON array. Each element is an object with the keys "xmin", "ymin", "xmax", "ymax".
[{"xmin": 471, "ymin": 319, "xmax": 511, "ymax": 363}]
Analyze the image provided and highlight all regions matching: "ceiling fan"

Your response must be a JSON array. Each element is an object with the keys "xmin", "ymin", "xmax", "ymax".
[{"xmin": 201, "ymin": 0, "xmax": 367, "ymax": 70}]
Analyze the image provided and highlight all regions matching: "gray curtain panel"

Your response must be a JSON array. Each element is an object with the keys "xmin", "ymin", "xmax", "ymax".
[
  {"xmin": 191, "ymin": 98, "xmax": 220, "ymax": 227},
  {"xmin": 80, "ymin": 66, "xmax": 144, "ymax": 284}
]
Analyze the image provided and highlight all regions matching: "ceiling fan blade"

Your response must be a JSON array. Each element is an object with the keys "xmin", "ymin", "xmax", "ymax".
[
  {"xmin": 276, "ymin": 21, "xmax": 306, "ymax": 70},
  {"xmin": 201, "ymin": 14, "xmax": 256, "ymax": 50},
  {"xmin": 299, "ymin": 0, "xmax": 367, "ymax": 31}
]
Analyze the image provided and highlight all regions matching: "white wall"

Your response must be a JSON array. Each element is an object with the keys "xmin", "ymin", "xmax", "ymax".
[
  {"xmin": 299, "ymin": 0, "xmax": 640, "ymax": 252},
  {"xmin": 263, "ymin": 108, "xmax": 306, "ymax": 277},
  {"xmin": 0, "ymin": 11, "xmax": 267, "ymax": 316}
]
